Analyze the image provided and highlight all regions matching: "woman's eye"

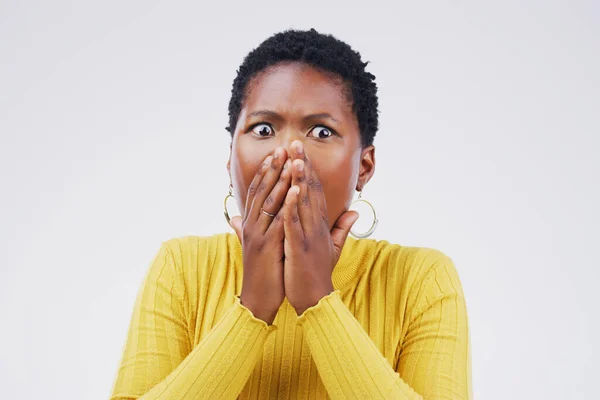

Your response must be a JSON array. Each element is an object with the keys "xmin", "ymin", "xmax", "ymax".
[
  {"xmin": 251, "ymin": 123, "xmax": 273, "ymax": 137},
  {"xmin": 308, "ymin": 126, "xmax": 333, "ymax": 139}
]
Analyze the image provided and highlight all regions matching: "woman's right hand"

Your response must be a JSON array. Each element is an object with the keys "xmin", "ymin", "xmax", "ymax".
[{"xmin": 230, "ymin": 147, "xmax": 292, "ymax": 325}]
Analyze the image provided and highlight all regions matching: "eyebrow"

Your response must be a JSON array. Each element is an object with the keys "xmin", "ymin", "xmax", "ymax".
[{"xmin": 247, "ymin": 110, "xmax": 341, "ymax": 124}]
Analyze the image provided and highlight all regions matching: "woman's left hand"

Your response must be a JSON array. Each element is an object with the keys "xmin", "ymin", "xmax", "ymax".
[{"xmin": 283, "ymin": 140, "xmax": 359, "ymax": 316}]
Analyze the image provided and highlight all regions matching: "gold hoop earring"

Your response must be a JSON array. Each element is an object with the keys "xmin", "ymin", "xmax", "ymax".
[
  {"xmin": 223, "ymin": 183, "xmax": 235, "ymax": 229},
  {"xmin": 349, "ymin": 190, "xmax": 378, "ymax": 239}
]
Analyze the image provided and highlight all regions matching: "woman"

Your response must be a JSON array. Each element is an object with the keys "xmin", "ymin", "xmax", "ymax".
[{"xmin": 110, "ymin": 29, "xmax": 471, "ymax": 399}]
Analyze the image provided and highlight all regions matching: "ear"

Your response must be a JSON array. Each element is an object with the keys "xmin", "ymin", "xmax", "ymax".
[
  {"xmin": 356, "ymin": 145, "xmax": 375, "ymax": 191},
  {"xmin": 226, "ymin": 142, "xmax": 232, "ymax": 178}
]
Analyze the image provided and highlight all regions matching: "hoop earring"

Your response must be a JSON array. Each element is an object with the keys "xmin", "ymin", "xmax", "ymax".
[
  {"xmin": 223, "ymin": 183, "xmax": 235, "ymax": 229},
  {"xmin": 349, "ymin": 190, "xmax": 378, "ymax": 239}
]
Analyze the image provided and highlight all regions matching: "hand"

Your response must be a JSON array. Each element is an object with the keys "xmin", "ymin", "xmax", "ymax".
[
  {"xmin": 282, "ymin": 141, "xmax": 359, "ymax": 316},
  {"xmin": 230, "ymin": 147, "xmax": 292, "ymax": 324}
]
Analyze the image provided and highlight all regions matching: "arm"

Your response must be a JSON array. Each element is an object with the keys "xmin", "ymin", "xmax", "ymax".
[
  {"xmin": 110, "ymin": 241, "xmax": 277, "ymax": 400},
  {"xmin": 296, "ymin": 256, "xmax": 471, "ymax": 399}
]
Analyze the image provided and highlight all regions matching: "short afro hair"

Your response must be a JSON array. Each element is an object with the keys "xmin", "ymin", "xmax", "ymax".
[{"xmin": 226, "ymin": 28, "xmax": 379, "ymax": 148}]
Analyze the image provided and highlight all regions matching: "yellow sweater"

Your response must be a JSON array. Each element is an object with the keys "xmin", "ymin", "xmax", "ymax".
[{"xmin": 110, "ymin": 233, "xmax": 471, "ymax": 399}]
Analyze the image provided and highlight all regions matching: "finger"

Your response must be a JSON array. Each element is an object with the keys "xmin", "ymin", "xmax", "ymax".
[
  {"xmin": 291, "ymin": 140, "xmax": 328, "ymax": 229},
  {"xmin": 330, "ymin": 210, "xmax": 359, "ymax": 253},
  {"xmin": 243, "ymin": 154, "xmax": 272, "ymax": 224},
  {"xmin": 303, "ymin": 154, "xmax": 328, "ymax": 226},
  {"xmin": 257, "ymin": 158, "xmax": 292, "ymax": 233},
  {"xmin": 291, "ymin": 141, "xmax": 320, "ymax": 229},
  {"xmin": 292, "ymin": 158, "xmax": 312, "ymax": 234},
  {"xmin": 248, "ymin": 147, "xmax": 288, "ymax": 224},
  {"xmin": 283, "ymin": 185, "xmax": 303, "ymax": 243},
  {"xmin": 267, "ymin": 194, "xmax": 286, "ymax": 237}
]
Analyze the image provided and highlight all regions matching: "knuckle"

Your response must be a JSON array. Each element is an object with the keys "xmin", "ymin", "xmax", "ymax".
[
  {"xmin": 255, "ymin": 240, "xmax": 265, "ymax": 253},
  {"xmin": 265, "ymin": 195, "xmax": 274, "ymax": 205},
  {"xmin": 307, "ymin": 178, "xmax": 323, "ymax": 192},
  {"xmin": 301, "ymin": 195, "xmax": 310, "ymax": 207},
  {"xmin": 248, "ymin": 184, "xmax": 257, "ymax": 196},
  {"xmin": 292, "ymin": 213, "xmax": 300, "ymax": 224},
  {"xmin": 242, "ymin": 229, "xmax": 251, "ymax": 242},
  {"xmin": 257, "ymin": 182, "xmax": 266, "ymax": 193},
  {"xmin": 302, "ymin": 237, "xmax": 310, "ymax": 252}
]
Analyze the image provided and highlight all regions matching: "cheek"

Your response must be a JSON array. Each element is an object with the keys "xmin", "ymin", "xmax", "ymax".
[
  {"xmin": 230, "ymin": 150, "xmax": 263, "ymax": 213},
  {"xmin": 315, "ymin": 156, "xmax": 358, "ymax": 223}
]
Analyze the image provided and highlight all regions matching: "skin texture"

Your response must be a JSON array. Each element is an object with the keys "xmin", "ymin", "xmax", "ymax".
[{"xmin": 226, "ymin": 61, "xmax": 376, "ymax": 321}]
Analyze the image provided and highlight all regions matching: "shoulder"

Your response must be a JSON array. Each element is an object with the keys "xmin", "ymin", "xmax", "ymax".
[
  {"xmin": 353, "ymin": 237, "xmax": 464, "ymax": 299},
  {"xmin": 400, "ymin": 244, "xmax": 460, "ymax": 288},
  {"xmin": 352, "ymin": 237, "xmax": 456, "ymax": 279},
  {"xmin": 161, "ymin": 232, "xmax": 238, "ymax": 260},
  {"xmin": 158, "ymin": 232, "xmax": 241, "ymax": 277},
  {"xmin": 360, "ymin": 239, "xmax": 467, "ymax": 323}
]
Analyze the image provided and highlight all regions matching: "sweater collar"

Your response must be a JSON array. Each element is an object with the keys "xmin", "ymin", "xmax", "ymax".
[{"xmin": 332, "ymin": 236, "xmax": 366, "ymax": 289}]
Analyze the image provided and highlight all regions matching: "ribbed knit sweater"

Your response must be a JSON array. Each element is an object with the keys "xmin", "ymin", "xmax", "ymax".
[{"xmin": 110, "ymin": 232, "xmax": 471, "ymax": 399}]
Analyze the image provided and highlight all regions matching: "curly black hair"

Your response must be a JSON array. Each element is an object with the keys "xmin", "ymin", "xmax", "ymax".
[{"xmin": 226, "ymin": 28, "xmax": 379, "ymax": 148}]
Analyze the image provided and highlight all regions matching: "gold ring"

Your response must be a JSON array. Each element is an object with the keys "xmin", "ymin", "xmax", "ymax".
[{"xmin": 260, "ymin": 208, "xmax": 276, "ymax": 218}]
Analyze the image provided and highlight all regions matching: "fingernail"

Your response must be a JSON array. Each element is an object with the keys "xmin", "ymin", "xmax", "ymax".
[
  {"xmin": 283, "ymin": 159, "xmax": 291, "ymax": 169},
  {"xmin": 264, "ymin": 156, "xmax": 273, "ymax": 166},
  {"xmin": 293, "ymin": 141, "xmax": 303, "ymax": 155},
  {"xmin": 293, "ymin": 185, "xmax": 300, "ymax": 195},
  {"xmin": 294, "ymin": 159, "xmax": 304, "ymax": 171},
  {"xmin": 274, "ymin": 147, "xmax": 283, "ymax": 159}
]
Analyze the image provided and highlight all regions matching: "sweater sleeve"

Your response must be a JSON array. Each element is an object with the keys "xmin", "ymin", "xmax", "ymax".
[
  {"xmin": 110, "ymin": 241, "xmax": 277, "ymax": 400},
  {"xmin": 396, "ymin": 255, "xmax": 472, "ymax": 399},
  {"xmin": 296, "ymin": 255, "xmax": 471, "ymax": 399}
]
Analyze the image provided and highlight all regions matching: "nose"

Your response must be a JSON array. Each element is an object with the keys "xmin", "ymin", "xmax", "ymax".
[
  {"xmin": 283, "ymin": 140, "xmax": 304, "ymax": 161},
  {"xmin": 277, "ymin": 130, "xmax": 303, "ymax": 159}
]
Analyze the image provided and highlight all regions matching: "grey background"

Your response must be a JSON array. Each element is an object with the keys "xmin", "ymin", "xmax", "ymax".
[{"xmin": 1, "ymin": 1, "xmax": 598, "ymax": 399}]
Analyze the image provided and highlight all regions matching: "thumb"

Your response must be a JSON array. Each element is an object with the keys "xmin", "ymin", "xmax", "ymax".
[
  {"xmin": 230, "ymin": 215, "xmax": 243, "ymax": 243},
  {"xmin": 330, "ymin": 210, "xmax": 359, "ymax": 252}
]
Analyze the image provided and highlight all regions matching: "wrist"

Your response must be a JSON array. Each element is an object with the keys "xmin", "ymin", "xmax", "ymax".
[
  {"xmin": 240, "ymin": 294, "xmax": 278, "ymax": 325},
  {"xmin": 294, "ymin": 285, "xmax": 334, "ymax": 316}
]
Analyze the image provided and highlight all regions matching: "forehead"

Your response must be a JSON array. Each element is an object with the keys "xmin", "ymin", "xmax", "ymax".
[{"xmin": 243, "ymin": 62, "xmax": 355, "ymax": 119}]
